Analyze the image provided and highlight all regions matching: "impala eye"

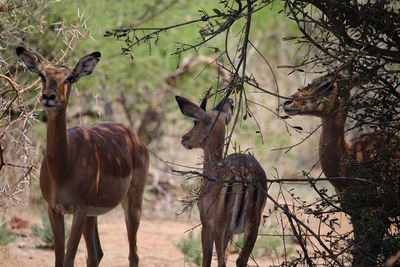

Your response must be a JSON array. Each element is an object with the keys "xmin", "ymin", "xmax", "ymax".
[
  {"xmin": 318, "ymin": 80, "xmax": 333, "ymax": 91},
  {"xmin": 38, "ymin": 72, "xmax": 46, "ymax": 82}
]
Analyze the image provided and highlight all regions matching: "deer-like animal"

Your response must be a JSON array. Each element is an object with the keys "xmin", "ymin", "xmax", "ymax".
[
  {"xmin": 176, "ymin": 96, "xmax": 267, "ymax": 267},
  {"xmin": 283, "ymin": 67, "xmax": 399, "ymax": 266},
  {"xmin": 17, "ymin": 47, "xmax": 149, "ymax": 267}
]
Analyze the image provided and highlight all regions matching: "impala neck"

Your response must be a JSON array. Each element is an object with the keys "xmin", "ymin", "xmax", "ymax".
[
  {"xmin": 45, "ymin": 110, "xmax": 69, "ymax": 181},
  {"xmin": 203, "ymin": 138, "xmax": 224, "ymax": 178},
  {"xmin": 319, "ymin": 108, "xmax": 349, "ymax": 191}
]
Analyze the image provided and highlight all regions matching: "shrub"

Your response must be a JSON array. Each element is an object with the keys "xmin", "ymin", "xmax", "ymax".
[
  {"xmin": 171, "ymin": 231, "xmax": 202, "ymax": 266},
  {"xmin": 30, "ymin": 210, "xmax": 70, "ymax": 249},
  {"xmin": 0, "ymin": 219, "xmax": 15, "ymax": 246}
]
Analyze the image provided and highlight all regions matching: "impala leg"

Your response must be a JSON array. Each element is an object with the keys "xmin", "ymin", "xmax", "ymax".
[
  {"xmin": 214, "ymin": 229, "xmax": 230, "ymax": 267},
  {"xmin": 236, "ymin": 225, "xmax": 258, "ymax": 267},
  {"xmin": 201, "ymin": 225, "xmax": 214, "ymax": 267},
  {"xmin": 122, "ymin": 193, "xmax": 142, "ymax": 267},
  {"xmin": 63, "ymin": 208, "xmax": 87, "ymax": 267},
  {"xmin": 83, "ymin": 216, "xmax": 103, "ymax": 267},
  {"xmin": 48, "ymin": 207, "xmax": 65, "ymax": 267},
  {"xmin": 237, "ymin": 212, "xmax": 261, "ymax": 267},
  {"xmin": 122, "ymin": 172, "xmax": 146, "ymax": 267}
]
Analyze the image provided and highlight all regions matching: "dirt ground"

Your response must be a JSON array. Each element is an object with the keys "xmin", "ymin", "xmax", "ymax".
[
  {"xmin": 1, "ymin": 208, "xmax": 190, "ymax": 267},
  {"xmin": 0, "ymin": 184, "xmax": 352, "ymax": 267},
  {"xmin": 1, "ymin": 206, "xmax": 280, "ymax": 267}
]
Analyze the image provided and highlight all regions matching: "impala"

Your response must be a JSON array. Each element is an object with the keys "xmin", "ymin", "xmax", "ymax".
[
  {"xmin": 283, "ymin": 66, "xmax": 399, "ymax": 266},
  {"xmin": 17, "ymin": 47, "xmax": 149, "ymax": 267},
  {"xmin": 176, "ymin": 96, "xmax": 267, "ymax": 267}
]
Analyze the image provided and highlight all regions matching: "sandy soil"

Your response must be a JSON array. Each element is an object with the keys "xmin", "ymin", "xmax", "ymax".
[
  {"xmin": 1, "ymin": 207, "xmax": 278, "ymax": 267},
  {"xmin": 0, "ymin": 185, "xmax": 352, "ymax": 267},
  {"xmin": 1, "ymin": 208, "xmax": 194, "ymax": 267}
]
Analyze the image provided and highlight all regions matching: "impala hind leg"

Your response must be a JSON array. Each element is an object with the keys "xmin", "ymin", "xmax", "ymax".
[
  {"xmin": 122, "ymin": 172, "xmax": 147, "ymax": 267},
  {"xmin": 214, "ymin": 229, "xmax": 230, "ymax": 267},
  {"xmin": 236, "ymin": 219, "xmax": 260, "ymax": 267},
  {"xmin": 83, "ymin": 216, "xmax": 103, "ymax": 267},
  {"xmin": 48, "ymin": 207, "xmax": 65, "ymax": 267},
  {"xmin": 201, "ymin": 226, "xmax": 214, "ymax": 267},
  {"xmin": 64, "ymin": 208, "xmax": 88, "ymax": 267}
]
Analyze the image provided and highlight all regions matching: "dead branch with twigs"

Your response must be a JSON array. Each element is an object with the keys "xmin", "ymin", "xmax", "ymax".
[{"xmin": 0, "ymin": 1, "xmax": 91, "ymax": 209}]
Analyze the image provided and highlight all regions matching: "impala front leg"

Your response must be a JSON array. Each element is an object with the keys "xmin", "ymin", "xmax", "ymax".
[
  {"xmin": 64, "ymin": 207, "xmax": 88, "ymax": 267},
  {"xmin": 48, "ymin": 207, "xmax": 65, "ymax": 267},
  {"xmin": 201, "ymin": 225, "xmax": 214, "ymax": 267},
  {"xmin": 83, "ymin": 216, "xmax": 103, "ymax": 267}
]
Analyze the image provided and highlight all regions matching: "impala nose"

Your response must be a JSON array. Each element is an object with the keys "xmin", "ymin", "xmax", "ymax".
[
  {"xmin": 181, "ymin": 138, "xmax": 192, "ymax": 149},
  {"xmin": 41, "ymin": 92, "xmax": 57, "ymax": 107},
  {"xmin": 181, "ymin": 138, "xmax": 187, "ymax": 146},
  {"xmin": 283, "ymin": 100, "xmax": 293, "ymax": 106},
  {"xmin": 42, "ymin": 93, "xmax": 56, "ymax": 101}
]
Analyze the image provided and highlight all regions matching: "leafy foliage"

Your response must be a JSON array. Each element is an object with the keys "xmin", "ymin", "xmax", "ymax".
[
  {"xmin": 171, "ymin": 231, "xmax": 202, "ymax": 266},
  {"xmin": 30, "ymin": 210, "xmax": 70, "ymax": 249},
  {"xmin": 232, "ymin": 228, "xmax": 295, "ymax": 258},
  {"xmin": 0, "ymin": 219, "xmax": 15, "ymax": 246},
  {"xmin": 106, "ymin": 0, "xmax": 399, "ymax": 266}
]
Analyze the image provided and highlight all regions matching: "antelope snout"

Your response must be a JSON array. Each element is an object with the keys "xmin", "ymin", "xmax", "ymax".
[
  {"xmin": 181, "ymin": 138, "xmax": 192, "ymax": 149},
  {"xmin": 41, "ymin": 92, "xmax": 58, "ymax": 108}
]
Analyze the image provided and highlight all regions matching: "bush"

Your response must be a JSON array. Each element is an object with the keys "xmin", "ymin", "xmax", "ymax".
[
  {"xmin": 231, "ymin": 228, "xmax": 295, "ymax": 258},
  {"xmin": 171, "ymin": 231, "xmax": 202, "ymax": 266},
  {"xmin": 0, "ymin": 219, "xmax": 15, "ymax": 246},
  {"xmin": 30, "ymin": 210, "xmax": 70, "ymax": 249}
]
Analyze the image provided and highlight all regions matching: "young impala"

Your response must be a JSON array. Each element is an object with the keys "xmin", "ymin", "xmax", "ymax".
[
  {"xmin": 17, "ymin": 47, "xmax": 149, "ymax": 267},
  {"xmin": 283, "ymin": 67, "xmax": 399, "ymax": 266},
  {"xmin": 176, "ymin": 96, "xmax": 268, "ymax": 267}
]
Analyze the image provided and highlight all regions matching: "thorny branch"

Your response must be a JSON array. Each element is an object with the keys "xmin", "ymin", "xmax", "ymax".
[{"xmin": 0, "ymin": 1, "xmax": 91, "ymax": 208}]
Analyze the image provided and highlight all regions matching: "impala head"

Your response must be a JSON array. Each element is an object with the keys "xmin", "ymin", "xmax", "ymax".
[
  {"xmin": 16, "ymin": 47, "xmax": 100, "ymax": 114},
  {"xmin": 283, "ymin": 67, "xmax": 354, "ymax": 118},
  {"xmin": 175, "ymin": 96, "xmax": 234, "ymax": 150}
]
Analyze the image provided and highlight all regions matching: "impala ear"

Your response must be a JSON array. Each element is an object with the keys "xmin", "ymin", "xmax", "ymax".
[
  {"xmin": 16, "ymin": 47, "xmax": 44, "ymax": 74},
  {"xmin": 67, "ymin": 51, "xmax": 101, "ymax": 83},
  {"xmin": 200, "ymin": 96, "xmax": 207, "ymax": 111},
  {"xmin": 213, "ymin": 98, "xmax": 234, "ymax": 124},
  {"xmin": 175, "ymin": 96, "xmax": 211, "ymax": 124}
]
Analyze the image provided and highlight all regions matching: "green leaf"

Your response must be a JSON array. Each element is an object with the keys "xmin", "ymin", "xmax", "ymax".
[{"xmin": 213, "ymin": 8, "xmax": 223, "ymax": 15}]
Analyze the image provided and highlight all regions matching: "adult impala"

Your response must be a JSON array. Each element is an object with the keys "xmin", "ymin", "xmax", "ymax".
[
  {"xmin": 16, "ymin": 47, "xmax": 149, "ymax": 267},
  {"xmin": 176, "ymin": 96, "xmax": 267, "ymax": 267},
  {"xmin": 283, "ymin": 67, "xmax": 399, "ymax": 266}
]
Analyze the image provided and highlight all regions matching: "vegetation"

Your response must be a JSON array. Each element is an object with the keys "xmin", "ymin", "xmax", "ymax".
[
  {"xmin": 171, "ymin": 231, "xmax": 202, "ymax": 266},
  {"xmin": 108, "ymin": 0, "xmax": 399, "ymax": 266},
  {"xmin": 30, "ymin": 210, "xmax": 71, "ymax": 249},
  {"xmin": 232, "ymin": 229, "xmax": 295, "ymax": 258},
  {"xmin": 0, "ymin": 0, "xmax": 398, "ymax": 266},
  {"xmin": 0, "ymin": 219, "xmax": 15, "ymax": 246},
  {"xmin": 172, "ymin": 227, "xmax": 296, "ymax": 266}
]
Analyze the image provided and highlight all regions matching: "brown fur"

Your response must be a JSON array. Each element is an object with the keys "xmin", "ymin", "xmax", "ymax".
[
  {"xmin": 283, "ymin": 71, "xmax": 399, "ymax": 192},
  {"xmin": 283, "ymin": 70, "xmax": 399, "ymax": 266},
  {"xmin": 176, "ymin": 96, "xmax": 267, "ymax": 267},
  {"xmin": 17, "ymin": 47, "xmax": 149, "ymax": 267}
]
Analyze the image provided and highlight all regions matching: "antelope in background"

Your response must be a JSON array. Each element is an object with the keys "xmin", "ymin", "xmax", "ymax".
[
  {"xmin": 175, "ymin": 96, "xmax": 267, "ymax": 267},
  {"xmin": 283, "ymin": 66, "xmax": 399, "ymax": 266},
  {"xmin": 17, "ymin": 47, "xmax": 149, "ymax": 267}
]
